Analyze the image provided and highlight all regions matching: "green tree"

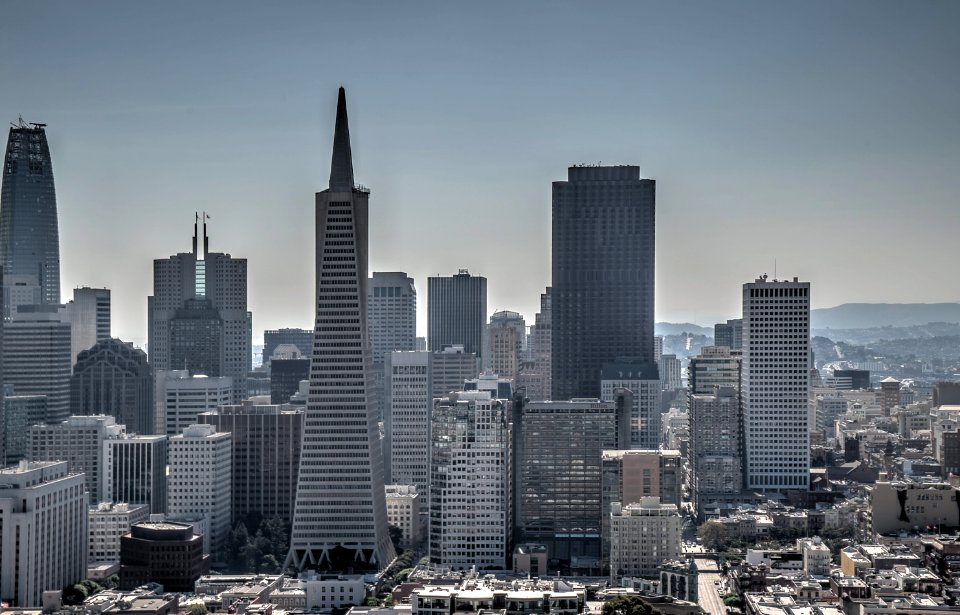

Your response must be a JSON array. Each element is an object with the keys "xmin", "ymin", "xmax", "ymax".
[
  {"xmin": 186, "ymin": 604, "xmax": 208, "ymax": 615},
  {"xmin": 601, "ymin": 595, "xmax": 663, "ymax": 615},
  {"xmin": 697, "ymin": 521, "xmax": 730, "ymax": 551},
  {"xmin": 723, "ymin": 594, "xmax": 743, "ymax": 608},
  {"xmin": 389, "ymin": 524, "xmax": 404, "ymax": 552}
]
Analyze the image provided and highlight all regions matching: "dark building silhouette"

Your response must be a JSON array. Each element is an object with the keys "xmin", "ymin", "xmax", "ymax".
[
  {"xmin": 934, "ymin": 382, "xmax": 960, "ymax": 407},
  {"xmin": 199, "ymin": 402, "xmax": 304, "ymax": 526},
  {"xmin": 287, "ymin": 87, "xmax": 395, "ymax": 571},
  {"xmin": 263, "ymin": 328, "xmax": 313, "ymax": 365},
  {"xmin": 120, "ymin": 522, "xmax": 209, "ymax": 591},
  {"xmin": 270, "ymin": 358, "xmax": 309, "ymax": 404},
  {"xmin": 713, "ymin": 318, "xmax": 742, "ymax": 350},
  {"xmin": 168, "ymin": 298, "xmax": 224, "ymax": 377},
  {"xmin": 552, "ymin": 166, "xmax": 655, "ymax": 400},
  {"xmin": 71, "ymin": 339, "xmax": 154, "ymax": 435},
  {"xmin": 1, "ymin": 121, "xmax": 60, "ymax": 317},
  {"xmin": 833, "ymin": 369, "xmax": 870, "ymax": 391},
  {"xmin": 427, "ymin": 271, "xmax": 487, "ymax": 360}
]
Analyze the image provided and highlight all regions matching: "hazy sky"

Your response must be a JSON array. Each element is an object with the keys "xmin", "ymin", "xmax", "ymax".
[{"xmin": 2, "ymin": 1, "xmax": 958, "ymax": 347}]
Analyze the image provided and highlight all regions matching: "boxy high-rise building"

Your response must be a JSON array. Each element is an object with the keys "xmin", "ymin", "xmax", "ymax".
[
  {"xmin": 428, "ymin": 270, "xmax": 487, "ymax": 360},
  {"xmin": 742, "ymin": 276, "xmax": 811, "ymax": 491},
  {"xmin": 71, "ymin": 339, "xmax": 153, "ymax": 436},
  {"xmin": 552, "ymin": 166, "xmax": 655, "ymax": 400}
]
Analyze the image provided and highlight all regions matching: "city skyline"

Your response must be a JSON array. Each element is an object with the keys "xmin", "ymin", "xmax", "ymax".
[{"xmin": 1, "ymin": 2, "xmax": 958, "ymax": 347}]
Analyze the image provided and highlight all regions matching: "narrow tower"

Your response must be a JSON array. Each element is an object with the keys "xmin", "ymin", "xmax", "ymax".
[
  {"xmin": 1, "ymin": 120, "xmax": 61, "ymax": 317},
  {"xmin": 287, "ymin": 88, "xmax": 396, "ymax": 571}
]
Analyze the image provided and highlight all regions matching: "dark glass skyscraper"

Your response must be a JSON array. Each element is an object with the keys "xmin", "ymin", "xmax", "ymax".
[
  {"xmin": 427, "ymin": 270, "xmax": 487, "ymax": 359},
  {"xmin": 551, "ymin": 166, "xmax": 655, "ymax": 400},
  {"xmin": 1, "ymin": 121, "xmax": 61, "ymax": 317}
]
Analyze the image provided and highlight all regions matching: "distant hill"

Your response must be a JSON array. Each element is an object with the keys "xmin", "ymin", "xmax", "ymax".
[
  {"xmin": 655, "ymin": 322, "xmax": 713, "ymax": 337},
  {"xmin": 811, "ymin": 303, "xmax": 960, "ymax": 330}
]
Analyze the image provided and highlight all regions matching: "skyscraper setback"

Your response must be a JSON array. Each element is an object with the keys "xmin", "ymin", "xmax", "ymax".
[
  {"xmin": 551, "ymin": 166, "xmax": 656, "ymax": 400},
  {"xmin": 1, "ymin": 120, "xmax": 61, "ymax": 317},
  {"xmin": 148, "ymin": 218, "xmax": 251, "ymax": 402},
  {"xmin": 287, "ymin": 88, "xmax": 396, "ymax": 571}
]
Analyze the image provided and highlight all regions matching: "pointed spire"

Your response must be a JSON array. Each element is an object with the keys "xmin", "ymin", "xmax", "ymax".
[{"xmin": 328, "ymin": 86, "xmax": 355, "ymax": 191}]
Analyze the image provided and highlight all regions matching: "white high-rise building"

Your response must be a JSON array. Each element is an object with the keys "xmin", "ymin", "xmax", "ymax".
[
  {"xmin": 155, "ymin": 370, "xmax": 232, "ymax": 436},
  {"xmin": 0, "ymin": 461, "xmax": 88, "ymax": 607},
  {"xmin": 384, "ymin": 351, "xmax": 431, "ymax": 496},
  {"xmin": 368, "ymin": 272, "xmax": 417, "ymax": 364},
  {"xmin": 742, "ymin": 276, "xmax": 811, "ymax": 491},
  {"xmin": 102, "ymin": 434, "xmax": 168, "ymax": 513},
  {"xmin": 88, "ymin": 501, "xmax": 149, "ymax": 564},
  {"xmin": 30, "ymin": 414, "xmax": 125, "ymax": 504},
  {"xmin": 658, "ymin": 354, "xmax": 682, "ymax": 391},
  {"xmin": 608, "ymin": 497, "xmax": 681, "ymax": 581},
  {"xmin": 287, "ymin": 88, "xmax": 395, "ymax": 571},
  {"xmin": 168, "ymin": 424, "xmax": 232, "ymax": 552},
  {"xmin": 429, "ymin": 390, "xmax": 509, "ymax": 570}
]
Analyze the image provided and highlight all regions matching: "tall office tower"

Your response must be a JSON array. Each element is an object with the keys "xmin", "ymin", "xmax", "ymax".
[
  {"xmin": 516, "ymin": 398, "xmax": 629, "ymax": 570},
  {"xmin": 430, "ymin": 390, "xmax": 510, "ymax": 570},
  {"xmin": 89, "ymin": 502, "xmax": 150, "ymax": 564},
  {"xmin": 367, "ymin": 272, "xmax": 417, "ymax": 424},
  {"xmin": 658, "ymin": 354, "xmax": 682, "ymax": 391},
  {"xmin": 742, "ymin": 276, "xmax": 811, "ymax": 491},
  {"xmin": 263, "ymin": 328, "xmax": 313, "ymax": 366},
  {"xmin": 3, "ymin": 306, "xmax": 72, "ymax": 423},
  {"xmin": 714, "ymin": 318, "xmax": 743, "ymax": 350},
  {"xmin": 199, "ymin": 402, "xmax": 303, "ymax": 526},
  {"xmin": 30, "ymin": 414, "xmax": 125, "ymax": 504},
  {"xmin": 168, "ymin": 424, "xmax": 232, "ymax": 552},
  {"xmin": 688, "ymin": 346, "xmax": 741, "ymax": 396},
  {"xmin": 608, "ymin": 498, "xmax": 681, "ymax": 582},
  {"xmin": 653, "ymin": 336, "xmax": 663, "ymax": 363},
  {"xmin": 814, "ymin": 394, "xmax": 848, "ymax": 439},
  {"xmin": 487, "ymin": 310, "xmax": 525, "ymax": 380},
  {"xmin": 288, "ymin": 88, "xmax": 395, "ymax": 572},
  {"xmin": 526, "ymin": 288, "xmax": 552, "ymax": 401},
  {"xmin": 71, "ymin": 339, "xmax": 153, "ymax": 435},
  {"xmin": 600, "ymin": 362, "xmax": 661, "ymax": 450},
  {"xmin": 688, "ymin": 386, "xmax": 743, "ymax": 516},
  {"xmin": 1, "ymin": 121, "xmax": 60, "ymax": 318},
  {"xmin": 368, "ymin": 272, "xmax": 417, "ymax": 362},
  {"xmin": 383, "ymin": 350, "xmax": 431, "ymax": 495},
  {"xmin": 148, "ymin": 217, "xmax": 251, "ymax": 402},
  {"xmin": 102, "ymin": 434, "xmax": 168, "ymax": 513},
  {"xmin": 65, "ymin": 287, "xmax": 111, "ymax": 363},
  {"xmin": 2, "ymin": 394, "xmax": 46, "ymax": 464},
  {"xmin": 430, "ymin": 344, "xmax": 479, "ymax": 400},
  {"xmin": 0, "ymin": 461, "xmax": 87, "ymax": 607},
  {"xmin": 552, "ymin": 166, "xmax": 655, "ymax": 400},
  {"xmin": 154, "ymin": 370, "xmax": 232, "ymax": 436},
  {"xmin": 880, "ymin": 377, "xmax": 901, "ymax": 416},
  {"xmin": 427, "ymin": 270, "xmax": 487, "ymax": 359},
  {"xmin": 270, "ymin": 356, "xmax": 310, "ymax": 403}
]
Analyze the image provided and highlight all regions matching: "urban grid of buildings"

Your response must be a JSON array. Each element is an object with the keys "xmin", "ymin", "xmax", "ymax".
[{"xmin": 0, "ymin": 87, "xmax": 957, "ymax": 615}]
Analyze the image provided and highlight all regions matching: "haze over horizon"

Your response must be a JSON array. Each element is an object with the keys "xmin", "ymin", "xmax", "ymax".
[{"xmin": 2, "ymin": 1, "xmax": 958, "ymax": 347}]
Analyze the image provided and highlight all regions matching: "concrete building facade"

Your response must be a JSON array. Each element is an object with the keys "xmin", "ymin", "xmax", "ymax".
[
  {"xmin": 168, "ymin": 424, "xmax": 232, "ymax": 552},
  {"xmin": 742, "ymin": 276, "xmax": 811, "ymax": 491},
  {"xmin": 0, "ymin": 461, "xmax": 87, "ymax": 607}
]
